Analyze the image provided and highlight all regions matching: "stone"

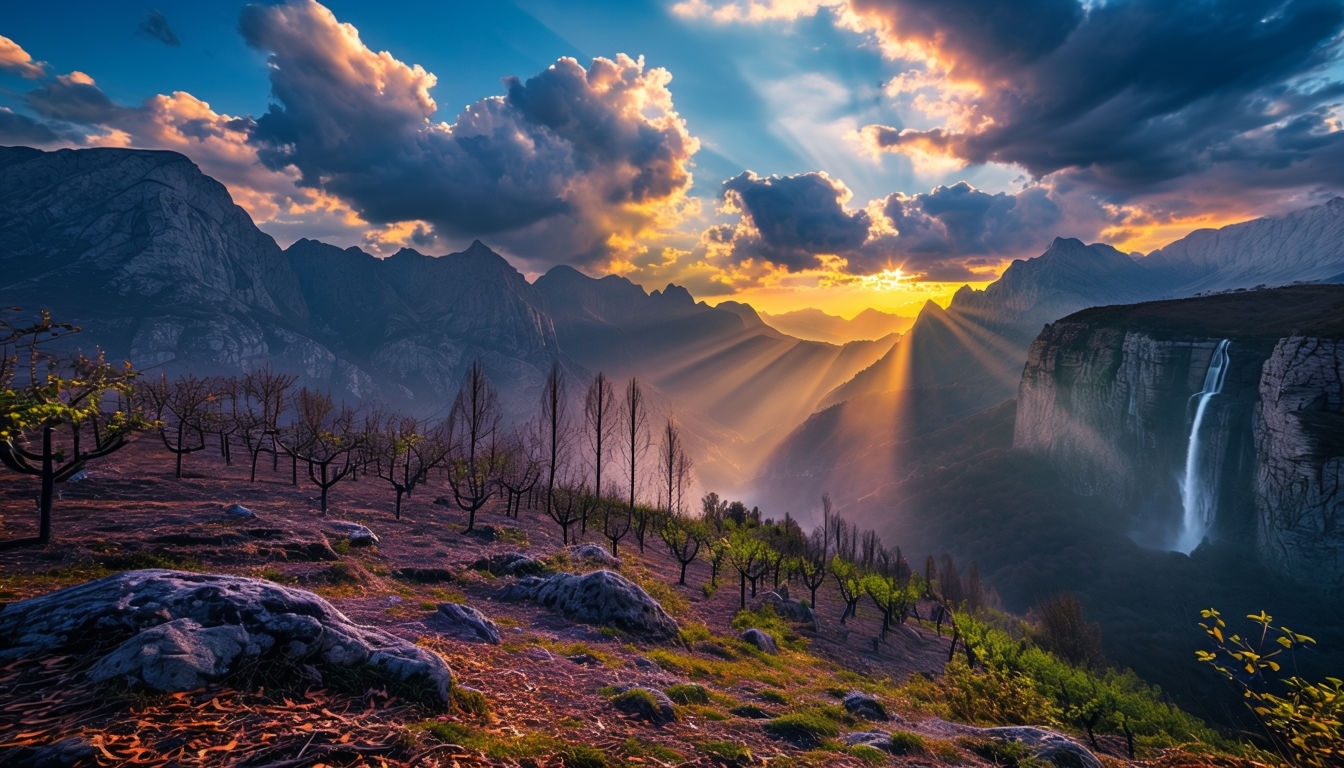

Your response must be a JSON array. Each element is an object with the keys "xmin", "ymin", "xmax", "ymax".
[
  {"xmin": 496, "ymin": 570, "xmax": 678, "ymax": 639},
  {"xmin": 431, "ymin": 603, "xmax": 500, "ymax": 645},
  {"xmin": 326, "ymin": 520, "xmax": 378, "ymax": 546},
  {"xmin": 842, "ymin": 690, "xmax": 889, "ymax": 721},
  {"xmin": 759, "ymin": 591, "xmax": 814, "ymax": 624},
  {"xmin": 88, "ymin": 618, "xmax": 249, "ymax": 691},
  {"xmin": 739, "ymin": 628, "xmax": 778, "ymax": 654},
  {"xmin": 924, "ymin": 718, "xmax": 1104, "ymax": 768},
  {"xmin": 843, "ymin": 731, "xmax": 892, "ymax": 750},
  {"xmin": 0, "ymin": 569, "xmax": 452, "ymax": 703},
  {"xmin": 567, "ymin": 544, "xmax": 620, "ymax": 567},
  {"xmin": 224, "ymin": 503, "xmax": 255, "ymax": 518},
  {"xmin": 609, "ymin": 684, "xmax": 676, "ymax": 724},
  {"xmin": 471, "ymin": 552, "xmax": 548, "ymax": 576}
]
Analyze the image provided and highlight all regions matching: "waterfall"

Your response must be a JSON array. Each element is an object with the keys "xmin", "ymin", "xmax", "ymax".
[{"xmin": 1175, "ymin": 339, "xmax": 1231, "ymax": 553}]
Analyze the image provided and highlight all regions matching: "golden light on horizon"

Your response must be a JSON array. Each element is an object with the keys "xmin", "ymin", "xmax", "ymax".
[{"xmin": 859, "ymin": 267, "xmax": 906, "ymax": 292}]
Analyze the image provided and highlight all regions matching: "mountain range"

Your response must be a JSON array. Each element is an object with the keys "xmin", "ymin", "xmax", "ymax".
[{"xmin": 3, "ymin": 144, "xmax": 1342, "ymax": 511}]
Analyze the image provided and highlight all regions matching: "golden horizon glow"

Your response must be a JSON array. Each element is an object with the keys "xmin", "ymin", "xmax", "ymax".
[{"xmin": 702, "ymin": 276, "xmax": 995, "ymax": 319}]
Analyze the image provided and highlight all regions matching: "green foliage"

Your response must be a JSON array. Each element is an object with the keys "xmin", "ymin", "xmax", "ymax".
[
  {"xmin": 763, "ymin": 709, "xmax": 842, "ymax": 746},
  {"xmin": 665, "ymin": 683, "xmax": 711, "ymax": 705},
  {"xmin": 697, "ymin": 739, "xmax": 752, "ymax": 766},
  {"xmin": 621, "ymin": 738, "xmax": 684, "ymax": 763},
  {"xmin": 888, "ymin": 729, "xmax": 927, "ymax": 755},
  {"xmin": 1198, "ymin": 608, "xmax": 1343, "ymax": 768},
  {"xmin": 950, "ymin": 613, "xmax": 1218, "ymax": 752},
  {"xmin": 449, "ymin": 685, "xmax": 491, "ymax": 717},
  {"xmin": 731, "ymin": 604, "xmax": 808, "ymax": 651},
  {"xmin": 959, "ymin": 736, "xmax": 1048, "ymax": 767},
  {"xmin": 413, "ymin": 720, "xmax": 608, "ymax": 766},
  {"xmin": 848, "ymin": 744, "xmax": 887, "ymax": 765}
]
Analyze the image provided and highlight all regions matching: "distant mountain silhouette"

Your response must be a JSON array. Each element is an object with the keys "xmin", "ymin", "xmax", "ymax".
[{"xmin": 760, "ymin": 307, "xmax": 913, "ymax": 344}]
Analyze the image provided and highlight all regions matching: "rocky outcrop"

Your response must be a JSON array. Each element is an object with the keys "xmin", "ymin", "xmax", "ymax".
[
  {"xmin": 739, "ymin": 628, "xmax": 779, "ymax": 654},
  {"xmin": 1013, "ymin": 286, "xmax": 1344, "ymax": 584},
  {"xmin": 497, "ymin": 570, "xmax": 678, "ymax": 639},
  {"xmin": 0, "ymin": 570, "xmax": 453, "ymax": 701},
  {"xmin": 922, "ymin": 719, "xmax": 1105, "ymax": 768},
  {"xmin": 431, "ymin": 603, "xmax": 501, "ymax": 645},
  {"xmin": 1255, "ymin": 337, "xmax": 1344, "ymax": 585}
]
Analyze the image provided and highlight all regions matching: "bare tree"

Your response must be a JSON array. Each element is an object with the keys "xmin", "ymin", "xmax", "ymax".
[
  {"xmin": 659, "ymin": 512, "xmax": 705, "ymax": 585},
  {"xmin": 366, "ymin": 409, "xmax": 450, "ymax": 519},
  {"xmin": 657, "ymin": 416, "xmax": 685, "ymax": 512},
  {"xmin": 233, "ymin": 367, "xmax": 296, "ymax": 483},
  {"xmin": 582, "ymin": 371, "xmax": 616, "ymax": 534},
  {"xmin": 497, "ymin": 421, "xmax": 542, "ymax": 519},
  {"xmin": 600, "ymin": 488, "xmax": 632, "ymax": 558},
  {"xmin": 446, "ymin": 361, "xmax": 502, "ymax": 534},
  {"xmin": 621, "ymin": 377, "xmax": 651, "ymax": 551},
  {"xmin": 278, "ymin": 388, "xmax": 362, "ymax": 514},
  {"xmin": 674, "ymin": 448, "xmax": 694, "ymax": 515},
  {"xmin": 545, "ymin": 470, "xmax": 587, "ymax": 544},
  {"xmin": 540, "ymin": 362, "xmax": 571, "ymax": 522},
  {"xmin": 140, "ymin": 373, "xmax": 217, "ymax": 479}
]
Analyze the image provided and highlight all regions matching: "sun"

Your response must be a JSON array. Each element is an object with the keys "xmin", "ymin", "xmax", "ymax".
[{"xmin": 859, "ymin": 268, "xmax": 905, "ymax": 291}]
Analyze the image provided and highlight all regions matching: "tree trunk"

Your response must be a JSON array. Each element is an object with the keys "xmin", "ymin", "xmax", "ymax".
[{"xmin": 38, "ymin": 425, "xmax": 54, "ymax": 546}]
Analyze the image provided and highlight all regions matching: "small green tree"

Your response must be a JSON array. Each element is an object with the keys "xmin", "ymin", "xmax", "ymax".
[
  {"xmin": 0, "ymin": 311, "xmax": 147, "ymax": 546},
  {"xmin": 1198, "ymin": 608, "xmax": 1343, "ymax": 767},
  {"xmin": 659, "ymin": 512, "xmax": 705, "ymax": 585}
]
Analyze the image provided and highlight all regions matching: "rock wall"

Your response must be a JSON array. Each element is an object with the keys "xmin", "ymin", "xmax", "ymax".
[
  {"xmin": 1255, "ymin": 337, "xmax": 1344, "ymax": 586},
  {"xmin": 1015, "ymin": 324, "xmax": 1260, "ymax": 545},
  {"xmin": 1016, "ymin": 320, "xmax": 1344, "ymax": 586}
]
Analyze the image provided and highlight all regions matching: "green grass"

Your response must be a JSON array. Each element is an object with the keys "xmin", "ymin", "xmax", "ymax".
[
  {"xmin": 888, "ymin": 729, "xmax": 927, "ymax": 756},
  {"xmin": 763, "ymin": 710, "xmax": 842, "ymax": 747},
  {"xmin": 697, "ymin": 739, "xmax": 752, "ymax": 766},
  {"xmin": 665, "ymin": 683, "xmax": 711, "ymax": 705},
  {"xmin": 413, "ymin": 721, "xmax": 608, "ymax": 766}
]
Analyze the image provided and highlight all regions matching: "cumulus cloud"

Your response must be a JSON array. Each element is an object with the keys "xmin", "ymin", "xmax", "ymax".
[
  {"xmin": 851, "ymin": 0, "xmax": 1344, "ymax": 196},
  {"xmin": 0, "ymin": 36, "xmax": 46, "ymax": 79},
  {"xmin": 137, "ymin": 10, "xmax": 181, "ymax": 47},
  {"xmin": 25, "ymin": 71, "xmax": 127, "ymax": 125},
  {"xmin": 705, "ymin": 170, "xmax": 1076, "ymax": 281},
  {"xmin": 240, "ymin": 0, "xmax": 699, "ymax": 267}
]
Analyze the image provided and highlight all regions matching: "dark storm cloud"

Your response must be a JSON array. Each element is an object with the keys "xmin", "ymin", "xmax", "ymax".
[
  {"xmin": 24, "ymin": 73, "xmax": 127, "ymax": 124},
  {"xmin": 239, "ymin": 0, "xmax": 697, "ymax": 263},
  {"xmin": 137, "ymin": 10, "xmax": 181, "ymax": 47},
  {"xmin": 0, "ymin": 108, "xmax": 62, "ymax": 144},
  {"xmin": 718, "ymin": 171, "xmax": 871, "ymax": 270},
  {"xmin": 860, "ymin": 0, "xmax": 1344, "ymax": 195}
]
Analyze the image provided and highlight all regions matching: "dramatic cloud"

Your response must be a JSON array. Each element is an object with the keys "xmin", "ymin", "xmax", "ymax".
[
  {"xmin": 137, "ymin": 10, "xmax": 182, "ymax": 47},
  {"xmin": 25, "ymin": 71, "xmax": 127, "ymax": 125},
  {"xmin": 0, "ymin": 36, "xmax": 45, "ymax": 79},
  {"xmin": 712, "ymin": 171, "xmax": 870, "ymax": 270},
  {"xmin": 0, "ymin": 107, "xmax": 61, "ymax": 144},
  {"xmin": 853, "ymin": 0, "xmax": 1344, "ymax": 195},
  {"xmin": 240, "ymin": 0, "xmax": 699, "ymax": 266},
  {"xmin": 706, "ymin": 170, "xmax": 1075, "ymax": 281}
]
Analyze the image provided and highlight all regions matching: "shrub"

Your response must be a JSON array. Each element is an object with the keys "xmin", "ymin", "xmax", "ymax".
[
  {"xmin": 888, "ymin": 730, "xmax": 927, "ymax": 755},
  {"xmin": 763, "ymin": 710, "xmax": 841, "ymax": 746},
  {"xmin": 665, "ymin": 683, "xmax": 711, "ymax": 705},
  {"xmin": 1197, "ymin": 608, "xmax": 1343, "ymax": 768}
]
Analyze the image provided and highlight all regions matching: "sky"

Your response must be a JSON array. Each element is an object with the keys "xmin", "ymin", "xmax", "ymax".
[{"xmin": 2, "ymin": 1, "xmax": 1343, "ymax": 318}]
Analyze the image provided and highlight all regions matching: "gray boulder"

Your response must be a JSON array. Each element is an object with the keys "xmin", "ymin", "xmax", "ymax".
[
  {"xmin": 610, "ymin": 684, "xmax": 676, "ymax": 724},
  {"xmin": 223, "ymin": 503, "xmax": 255, "ymax": 519},
  {"xmin": 0, "ymin": 569, "xmax": 452, "ymax": 702},
  {"xmin": 567, "ymin": 544, "xmax": 620, "ymax": 567},
  {"xmin": 432, "ymin": 603, "xmax": 500, "ymax": 645},
  {"xmin": 471, "ymin": 552, "xmax": 548, "ymax": 576},
  {"xmin": 739, "ymin": 628, "xmax": 779, "ymax": 654},
  {"xmin": 760, "ymin": 591, "xmax": 814, "ymax": 624},
  {"xmin": 496, "ymin": 570, "xmax": 678, "ymax": 639},
  {"xmin": 844, "ymin": 731, "xmax": 892, "ymax": 750},
  {"xmin": 326, "ymin": 520, "xmax": 378, "ymax": 546},
  {"xmin": 843, "ymin": 690, "xmax": 890, "ymax": 721},
  {"xmin": 924, "ymin": 719, "xmax": 1104, "ymax": 768}
]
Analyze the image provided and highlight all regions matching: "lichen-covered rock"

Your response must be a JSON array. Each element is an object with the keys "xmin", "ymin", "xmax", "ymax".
[
  {"xmin": 326, "ymin": 520, "xmax": 378, "ymax": 546},
  {"xmin": 610, "ymin": 684, "xmax": 676, "ymax": 724},
  {"xmin": 0, "ymin": 570, "xmax": 452, "ymax": 702},
  {"xmin": 759, "ymin": 591, "xmax": 814, "ymax": 624},
  {"xmin": 1255, "ymin": 336, "xmax": 1344, "ymax": 587},
  {"xmin": 432, "ymin": 603, "xmax": 500, "ymax": 645},
  {"xmin": 567, "ymin": 544, "xmax": 620, "ymax": 567},
  {"xmin": 843, "ymin": 690, "xmax": 889, "ymax": 721},
  {"xmin": 739, "ymin": 628, "xmax": 779, "ymax": 654},
  {"xmin": 925, "ymin": 719, "xmax": 1104, "ymax": 768},
  {"xmin": 496, "ymin": 570, "xmax": 677, "ymax": 639},
  {"xmin": 471, "ymin": 552, "xmax": 548, "ymax": 576}
]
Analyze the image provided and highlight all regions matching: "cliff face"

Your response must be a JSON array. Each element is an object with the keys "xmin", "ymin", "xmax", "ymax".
[
  {"xmin": 1255, "ymin": 337, "xmax": 1344, "ymax": 584},
  {"xmin": 1014, "ymin": 286, "xmax": 1344, "ymax": 586}
]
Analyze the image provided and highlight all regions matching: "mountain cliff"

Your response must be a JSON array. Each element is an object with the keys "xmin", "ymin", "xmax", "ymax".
[{"xmin": 1014, "ymin": 285, "xmax": 1344, "ymax": 586}]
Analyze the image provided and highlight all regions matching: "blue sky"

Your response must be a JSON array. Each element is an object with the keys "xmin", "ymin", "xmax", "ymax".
[{"xmin": 3, "ymin": 1, "xmax": 1343, "ymax": 316}]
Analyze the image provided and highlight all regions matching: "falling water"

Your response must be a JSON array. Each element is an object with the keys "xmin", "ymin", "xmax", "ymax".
[{"xmin": 1175, "ymin": 339, "xmax": 1231, "ymax": 553}]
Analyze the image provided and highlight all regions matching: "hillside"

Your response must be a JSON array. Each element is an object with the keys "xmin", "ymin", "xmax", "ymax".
[{"xmin": 0, "ymin": 436, "xmax": 1246, "ymax": 767}]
